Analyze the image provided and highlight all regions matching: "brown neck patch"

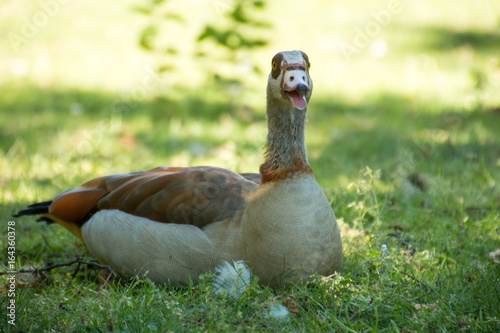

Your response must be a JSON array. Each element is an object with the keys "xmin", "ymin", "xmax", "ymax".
[{"xmin": 260, "ymin": 157, "xmax": 313, "ymax": 183}]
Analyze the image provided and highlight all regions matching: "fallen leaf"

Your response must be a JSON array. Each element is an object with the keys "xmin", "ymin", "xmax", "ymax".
[
  {"xmin": 414, "ymin": 303, "xmax": 439, "ymax": 311},
  {"xmin": 74, "ymin": 242, "xmax": 86, "ymax": 250},
  {"xmin": 405, "ymin": 248, "xmax": 416, "ymax": 256},
  {"xmin": 388, "ymin": 224, "xmax": 407, "ymax": 231},
  {"xmin": 120, "ymin": 134, "xmax": 137, "ymax": 149},
  {"xmin": 412, "ymin": 260, "xmax": 424, "ymax": 270},
  {"xmin": 489, "ymin": 249, "xmax": 500, "ymax": 264},
  {"xmin": 459, "ymin": 216, "xmax": 469, "ymax": 227},
  {"xmin": 282, "ymin": 296, "xmax": 299, "ymax": 316},
  {"xmin": 458, "ymin": 321, "xmax": 471, "ymax": 331},
  {"xmin": 407, "ymin": 172, "xmax": 428, "ymax": 192},
  {"xmin": 465, "ymin": 273, "xmax": 478, "ymax": 282}
]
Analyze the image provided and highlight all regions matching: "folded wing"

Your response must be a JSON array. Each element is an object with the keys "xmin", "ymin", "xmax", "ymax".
[{"xmin": 46, "ymin": 166, "xmax": 260, "ymax": 228}]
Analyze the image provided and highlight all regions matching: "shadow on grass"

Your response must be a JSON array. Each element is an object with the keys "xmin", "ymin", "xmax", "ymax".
[
  {"xmin": 0, "ymin": 83, "xmax": 266, "ymax": 160},
  {"xmin": 2, "ymin": 83, "xmax": 499, "ymax": 190},
  {"xmin": 2, "ymin": 84, "xmax": 499, "ymax": 230},
  {"xmin": 310, "ymin": 94, "xmax": 500, "ymax": 185}
]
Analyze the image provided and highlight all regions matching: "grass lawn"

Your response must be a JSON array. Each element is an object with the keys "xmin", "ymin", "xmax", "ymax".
[{"xmin": 1, "ymin": 0, "xmax": 499, "ymax": 331}]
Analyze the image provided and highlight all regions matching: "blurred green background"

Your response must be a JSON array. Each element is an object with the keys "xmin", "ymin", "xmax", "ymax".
[{"xmin": 1, "ymin": 1, "xmax": 500, "ymax": 331}]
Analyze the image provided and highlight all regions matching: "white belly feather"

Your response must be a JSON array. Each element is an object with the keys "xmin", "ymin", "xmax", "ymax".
[{"xmin": 82, "ymin": 210, "xmax": 218, "ymax": 285}]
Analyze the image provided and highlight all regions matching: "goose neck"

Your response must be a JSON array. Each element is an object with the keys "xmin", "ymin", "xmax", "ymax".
[{"xmin": 260, "ymin": 105, "xmax": 312, "ymax": 183}]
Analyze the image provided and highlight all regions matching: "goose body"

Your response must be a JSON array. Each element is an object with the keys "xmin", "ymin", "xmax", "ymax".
[{"xmin": 15, "ymin": 51, "xmax": 343, "ymax": 286}]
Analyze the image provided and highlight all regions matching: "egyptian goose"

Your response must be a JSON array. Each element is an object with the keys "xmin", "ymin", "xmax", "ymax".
[{"xmin": 15, "ymin": 50, "xmax": 343, "ymax": 286}]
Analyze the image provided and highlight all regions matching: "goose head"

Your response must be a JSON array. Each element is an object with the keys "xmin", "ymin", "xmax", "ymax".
[{"xmin": 267, "ymin": 50, "xmax": 313, "ymax": 111}]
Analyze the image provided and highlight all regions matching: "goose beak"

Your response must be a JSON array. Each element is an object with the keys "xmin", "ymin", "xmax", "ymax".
[
  {"xmin": 283, "ymin": 82, "xmax": 311, "ymax": 110},
  {"xmin": 282, "ymin": 67, "xmax": 311, "ymax": 110}
]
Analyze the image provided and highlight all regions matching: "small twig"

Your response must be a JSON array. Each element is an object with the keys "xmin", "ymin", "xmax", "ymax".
[
  {"xmin": 14, "ymin": 250, "xmax": 51, "ymax": 281},
  {"xmin": 0, "ymin": 258, "xmax": 78, "ymax": 275},
  {"xmin": 0, "ymin": 258, "xmax": 113, "ymax": 276}
]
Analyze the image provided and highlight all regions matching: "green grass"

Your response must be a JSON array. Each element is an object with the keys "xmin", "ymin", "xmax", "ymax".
[{"xmin": 1, "ymin": 0, "xmax": 500, "ymax": 331}]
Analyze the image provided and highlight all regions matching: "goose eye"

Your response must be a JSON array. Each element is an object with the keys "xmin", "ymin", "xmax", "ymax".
[
  {"xmin": 272, "ymin": 62, "xmax": 277, "ymax": 70},
  {"xmin": 307, "ymin": 62, "xmax": 311, "ymax": 70}
]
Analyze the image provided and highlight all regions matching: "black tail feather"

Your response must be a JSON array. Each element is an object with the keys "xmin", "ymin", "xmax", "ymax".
[
  {"xmin": 13, "ymin": 201, "xmax": 52, "ymax": 218},
  {"xmin": 27, "ymin": 200, "xmax": 53, "ymax": 208}
]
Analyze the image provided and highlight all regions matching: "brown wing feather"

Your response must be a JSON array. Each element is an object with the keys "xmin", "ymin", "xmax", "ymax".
[
  {"xmin": 49, "ymin": 188, "xmax": 108, "ymax": 223},
  {"xmin": 48, "ymin": 166, "xmax": 260, "ymax": 228}
]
